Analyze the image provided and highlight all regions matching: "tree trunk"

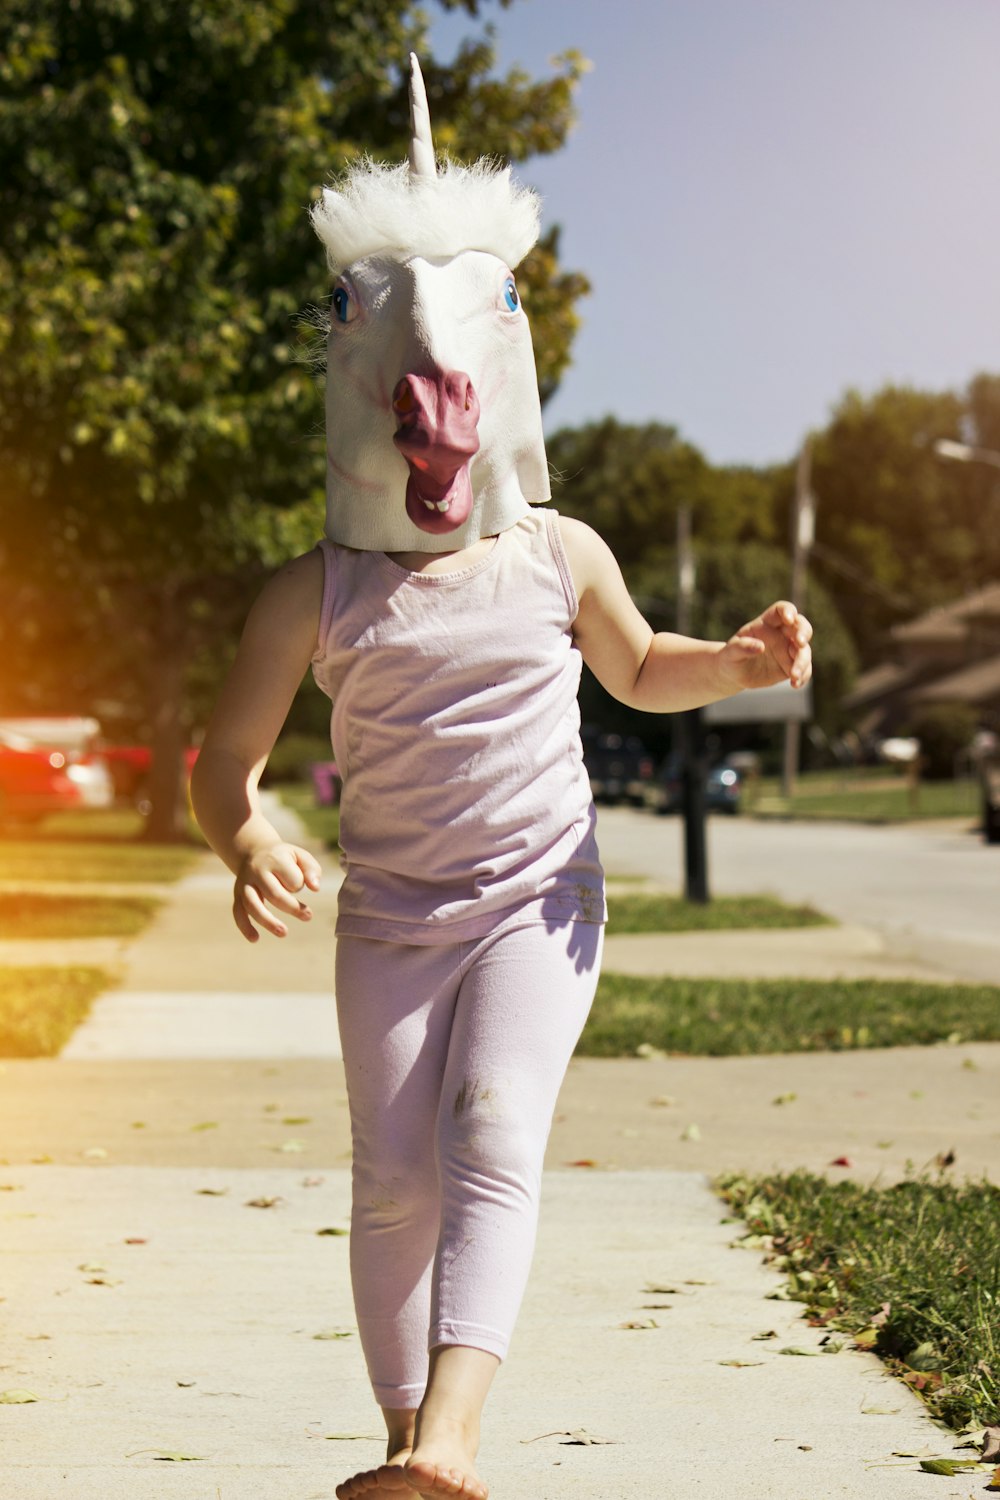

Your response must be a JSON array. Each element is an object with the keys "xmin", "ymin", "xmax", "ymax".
[{"xmin": 142, "ymin": 590, "xmax": 191, "ymax": 843}]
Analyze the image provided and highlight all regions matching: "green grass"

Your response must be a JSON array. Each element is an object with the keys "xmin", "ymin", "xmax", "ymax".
[
  {"xmin": 0, "ymin": 893, "xmax": 161, "ymax": 940},
  {"xmin": 577, "ymin": 973, "xmax": 1000, "ymax": 1057},
  {"xmin": 275, "ymin": 783, "xmax": 340, "ymax": 849},
  {"xmin": 0, "ymin": 966, "xmax": 110, "ymax": 1057},
  {"xmin": 0, "ymin": 809, "xmax": 200, "ymax": 883},
  {"xmin": 748, "ymin": 771, "xmax": 979, "ymax": 823},
  {"xmin": 607, "ymin": 892, "xmax": 832, "ymax": 933},
  {"xmin": 716, "ymin": 1169, "xmax": 1000, "ymax": 1431}
]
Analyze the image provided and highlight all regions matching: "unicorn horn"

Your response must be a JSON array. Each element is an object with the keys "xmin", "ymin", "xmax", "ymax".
[{"xmin": 408, "ymin": 53, "xmax": 436, "ymax": 182}]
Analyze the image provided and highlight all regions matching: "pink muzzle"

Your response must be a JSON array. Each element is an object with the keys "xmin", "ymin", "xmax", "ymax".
[{"xmin": 392, "ymin": 371, "xmax": 481, "ymax": 535}]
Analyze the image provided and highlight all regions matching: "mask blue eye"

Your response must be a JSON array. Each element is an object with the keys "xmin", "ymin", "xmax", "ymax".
[
  {"xmin": 332, "ymin": 283, "xmax": 357, "ymax": 325},
  {"xmin": 502, "ymin": 277, "xmax": 520, "ymax": 313}
]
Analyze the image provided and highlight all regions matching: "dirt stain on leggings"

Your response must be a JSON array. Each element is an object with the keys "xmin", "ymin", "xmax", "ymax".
[{"xmin": 453, "ymin": 1079, "xmax": 495, "ymax": 1119}]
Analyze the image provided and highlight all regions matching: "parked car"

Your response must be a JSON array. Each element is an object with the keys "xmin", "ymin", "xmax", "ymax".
[
  {"xmin": 643, "ymin": 757, "xmax": 743, "ymax": 816},
  {"xmin": 582, "ymin": 732, "xmax": 655, "ymax": 806},
  {"xmin": 0, "ymin": 720, "xmax": 114, "ymax": 824}
]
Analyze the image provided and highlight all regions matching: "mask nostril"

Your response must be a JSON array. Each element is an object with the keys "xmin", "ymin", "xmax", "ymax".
[{"xmin": 393, "ymin": 379, "xmax": 416, "ymax": 414}]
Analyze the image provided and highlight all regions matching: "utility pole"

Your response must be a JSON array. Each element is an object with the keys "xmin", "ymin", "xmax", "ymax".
[
  {"xmin": 676, "ymin": 506, "xmax": 709, "ymax": 902},
  {"xmin": 782, "ymin": 438, "xmax": 816, "ymax": 799}
]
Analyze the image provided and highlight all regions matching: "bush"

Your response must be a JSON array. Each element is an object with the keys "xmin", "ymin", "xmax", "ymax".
[
  {"xmin": 261, "ymin": 733, "xmax": 332, "ymax": 786},
  {"xmin": 904, "ymin": 704, "xmax": 978, "ymax": 780}
]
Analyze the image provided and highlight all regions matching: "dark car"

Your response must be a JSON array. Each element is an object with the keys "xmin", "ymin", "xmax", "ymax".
[
  {"xmin": 643, "ymin": 757, "xmax": 743, "ymax": 816},
  {"xmin": 582, "ymin": 732, "xmax": 655, "ymax": 806}
]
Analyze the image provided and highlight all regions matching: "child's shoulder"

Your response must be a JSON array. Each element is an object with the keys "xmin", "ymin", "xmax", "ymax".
[
  {"xmin": 549, "ymin": 514, "xmax": 619, "ymax": 598},
  {"xmin": 248, "ymin": 548, "xmax": 325, "ymax": 631}
]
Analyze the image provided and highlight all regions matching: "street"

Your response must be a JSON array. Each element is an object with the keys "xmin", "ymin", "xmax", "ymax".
[{"xmin": 594, "ymin": 807, "xmax": 1000, "ymax": 984}]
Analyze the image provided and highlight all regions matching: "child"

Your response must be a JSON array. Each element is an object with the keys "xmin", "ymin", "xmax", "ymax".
[{"xmin": 191, "ymin": 57, "xmax": 812, "ymax": 1500}]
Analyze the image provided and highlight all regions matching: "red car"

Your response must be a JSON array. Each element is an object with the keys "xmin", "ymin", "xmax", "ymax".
[
  {"xmin": 0, "ymin": 719, "xmax": 114, "ymax": 824},
  {"xmin": 101, "ymin": 745, "xmax": 200, "ymax": 815}
]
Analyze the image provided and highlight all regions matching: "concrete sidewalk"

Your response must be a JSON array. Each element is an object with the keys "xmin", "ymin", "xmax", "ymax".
[{"xmin": 0, "ymin": 793, "xmax": 993, "ymax": 1497}]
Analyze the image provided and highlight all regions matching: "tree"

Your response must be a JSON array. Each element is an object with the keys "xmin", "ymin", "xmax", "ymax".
[{"xmin": 0, "ymin": 0, "xmax": 589, "ymax": 837}]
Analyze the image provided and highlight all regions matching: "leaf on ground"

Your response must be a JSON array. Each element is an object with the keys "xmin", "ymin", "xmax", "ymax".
[
  {"xmin": 779, "ymin": 1347, "xmax": 820, "ymax": 1357},
  {"xmin": 643, "ymin": 1284, "xmax": 678, "ymax": 1294},
  {"xmin": 126, "ymin": 1448, "xmax": 205, "ymax": 1462},
  {"xmin": 282, "ymin": 1116, "xmax": 312, "ymax": 1126},
  {"xmin": 683, "ymin": 1278, "xmax": 714, "ymax": 1285},
  {"xmin": 906, "ymin": 1341, "xmax": 942, "ymax": 1372},
  {"xmin": 521, "ymin": 1429, "xmax": 619, "ymax": 1446},
  {"xmin": 649, "ymin": 1095, "xmax": 676, "ymax": 1107},
  {"xmin": 853, "ymin": 1326, "xmax": 879, "ymax": 1348},
  {"xmin": 983, "ymin": 1428, "xmax": 1000, "ymax": 1463},
  {"xmin": 190, "ymin": 1122, "xmax": 218, "ymax": 1132},
  {"xmin": 641, "ymin": 1303, "xmax": 672, "ymax": 1310},
  {"xmin": 680, "ymin": 1123, "xmax": 701, "ymax": 1141},
  {"xmin": 752, "ymin": 1330, "xmax": 778, "ymax": 1341},
  {"xmin": 962, "ymin": 1057, "xmax": 979, "ymax": 1071},
  {"xmin": 86, "ymin": 1277, "xmax": 122, "ymax": 1287},
  {"xmin": 321, "ymin": 1433, "xmax": 380, "ymax": 1441},
  {"xmin": 30, "ymin": 1155, "xmax": 52, "ymax": 1164},
  {"xmin": 131, "ymin": 1121, "xmax": 146, "ymax": 1129},
  {"xmin": 829, "ymin": 1156, "xmax": 852, "ymax": 1167},
  {"xmin": 934, "ymin": 1148, "xmax": 956, "ymax": 1169},
  {"xmin": 718, "ymin": 1359, "xmax": 764, "ymax": 1367},
  {"xmin": 772, "ymin": 1092, "xmax": 797, "ymax": 1105},
  {"xmin": 313, "ymin": 1330, "xmax": 353, "ymax": 1340},
  {"xmin": 196, "ymin": 1187, "xmax": 229, "ymax": 1196},
  {"xmin": 618, "ymin": 1319, "xmax": 658, "ymax": 1330},
  {"xmin": 919, "ymin": 1459, "xmax": 982, "ymax": 1475},
  {"xmin": 124, "ymin": 1237, "xmax": 147, "ymax": 1245},
  {"xmin": 245, "ymin": 1196, "xmax": 282, "ymax": 1209},
  {"xmin": 176, "ymin": 1380, "xmax": 195, "ymax": 1388},
  {"xmin": 0, "ymin": 1389, "xmax": 38, "ymax": 1403},
  {"xmin": 987, "ymin": 1465, "xmax": 1000, "ymax": 1491},
  {"xmin": 82, "ymin": 1147, "xmax": 108, "ymax": 1159},
  {"xmin": 862, "ymin": 1404, "xmax": 901, "ymax": 1415},
  {"xmin": 77, "ymin": 1261, "xmax": 105, "ymax": 1273},
  {"xmin": 0, "ymin": 1183, "xmax": 24, "ymax": 1191},
  {"xmin": 870, "ymin": 1301, "xmax": 891, "ymax": 1328},
  {"xmin": 275, "ymin": 1140, "xmax": 306, "ymax": 1153},
  {"xmin": 565, "ymin": 1159, "xmax": 598, "ymax": 1168},
  {"xmin": 316, "ymin": 1227, "xmax": 349, "ymax": 1237}
]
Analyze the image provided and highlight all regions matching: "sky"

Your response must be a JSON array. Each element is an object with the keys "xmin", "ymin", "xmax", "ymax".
[{"xmin": 429, "ymin": 0, "xmax": 1000, "ymax": 468}]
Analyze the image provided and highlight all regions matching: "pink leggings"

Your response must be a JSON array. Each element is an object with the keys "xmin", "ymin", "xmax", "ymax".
[{"xmin": 334, "ymin": 921, "xmax": 603, "ymax": 1408}]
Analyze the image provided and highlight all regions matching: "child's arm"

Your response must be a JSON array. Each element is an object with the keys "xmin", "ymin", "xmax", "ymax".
[
  {"xmin": 558, "ymin": 516, "xmax": 812, "ymax": 712},
  {"xmin": 190, "ymin": 550, "xmax": 326, "ymax": 942}
]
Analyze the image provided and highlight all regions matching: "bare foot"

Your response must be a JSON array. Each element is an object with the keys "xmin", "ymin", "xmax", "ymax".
[
  {"xmin": 403, "ymin": 1444, "xmax": 488, "ymax": 1499},
  {"xmin": 336, "ymin": 1448, "xmax": 413, "ymax": 1498}
]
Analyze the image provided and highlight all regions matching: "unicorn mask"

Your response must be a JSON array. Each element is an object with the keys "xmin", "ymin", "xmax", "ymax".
[{"xmin": 310, "ymin": 55, "xmax": 551, "ymax": 552}]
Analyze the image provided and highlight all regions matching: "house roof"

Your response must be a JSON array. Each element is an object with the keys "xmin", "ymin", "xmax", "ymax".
[
  {"xmin": 841, "ymin": 661, "xmax": 920, "ymax": 711},
  {"xmin": 910, "ymin": 652, "xmax": 1000, "ymax": 707},
  {"xmin": 891, "ymin": 582, "xmax": 1000, "ymax": 644}
]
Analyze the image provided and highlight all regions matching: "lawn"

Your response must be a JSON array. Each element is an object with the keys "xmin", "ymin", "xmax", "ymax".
[
  {"xmin": 747, "ymin": 770, "xmax": 979, "ymax": 823},
  {"xmin": 0, "ymin": 808, "xmax": 201, "ymax": 883},
  {"xmin": 0, "ymin": 967, "xmax": 110, "ymax": 1057},
  {"xmin": 577, "ymin": 973, "xmax": 1000, "ymax": 1057},
  {"xmin": 607, "ymin": 891, "xmax": 831, "ymax": 932},
  {"xmin": 717, "ymin": 1169, "xmax": 1000, "ymax": 1434},
  {"xmin": 0, "ymin": 893, "xmax": 161, "ymax": 940}
]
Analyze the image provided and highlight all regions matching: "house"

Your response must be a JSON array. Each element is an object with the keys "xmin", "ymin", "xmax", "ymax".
[{"xmin": 842, "ymin": 583, "xmax": 1000, "ymax": 740}]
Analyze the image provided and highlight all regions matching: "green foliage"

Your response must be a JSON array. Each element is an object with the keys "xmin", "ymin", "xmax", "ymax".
[
  {"xmin": 717, "ymin": 1170, "xmax": 1000, "ymax": 1431},
  {"xmin": 262, "ymin": 733, "xmax": 334, "ymax": 785},
  {"xmin": 578, "ymin": 973, "xmax": 1000, "ymax": 1058}
]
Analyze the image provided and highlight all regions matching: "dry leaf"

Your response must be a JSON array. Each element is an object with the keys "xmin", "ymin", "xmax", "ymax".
[
  {"xmin": 124, "ymin": 1237, "xmax": 147, "ymax": 1245},
  {"xmin": 919, "ymin": 1459, "xmax": 981, "ymax": 1475},
  {"xmin": 718, "ymin": 1360, "xmax": 763, "ymax": 1367},
  {"xmin": 313, "ymin": 1330, "xmax": 353, "ymax": 1340},
  {"xmin": 77, "ymin": 1261, "xmax": 105, "ymax": 1273},
  {"xmin": 190, "ymin": 1122, "xmax": 218, "ymax": 1132},
  {"xmin": 245, "ymin": 1196, "xmax": 282, "ymax": 1209},
  {"xmin": 0, "ymin": 1183, "xmax": 24, "ymax": 1191},
  {"xmin": 282, "ymin": 1116, "xmax": 311, "ymax": 1126},
  {"xmin": 779, "ymin": 1346, "xmax": 819, "ymax": 1357},
  {"xmin": 649, "ymin": 1095, "xmax": 675, "ymax": 1107},
  {"xmin": 316, "ymin": 1226, "xmax": 349, "ymax": 1237},
  {"xmin": 566, "ymin": 1159, "xmax": 597, "ymax": 1168},
  {"xmin": 126, "ymin": 1449, "xmax": 205, "ymax": 1462},
  {"xmin": 752, "ymin": 1330, "xmax": 778, "ymax": 1341},
  {"xmin": 0, "ymin": 1390, "xmax": 37, "ymax": 1403},
  {"xmin": 196, "ymin": 1187, "xmax": 228, "ymax": 1196},
  {"xmin": 987, "ymin": 1465, "xmax": 1000, "ymax": 1491},
  {"xmin": 829, "ymin": 1156, "xmax": 852, "ymax": 1167},
  {"xmin": 521, "ymin": 1429, "xmax": 619, "ymax": 1446},
  {"xmin": 934, "ymin": 1148, "xmax": 956, "ymax": 1169},
  {"xmin": 772, "ymin": 1092, "xmax": 797, "ymax": 1106},
  {"xmin": 643, "ymin": 1283, "xmax": 678, "ymax": 1294},
  {"xmin": 680, "ymin": 1123, "xmax": 701, "ymax": 1141},
  {"xmin": 618, "ymin": 1319, "xmax": 658, "ymax": 1330},
  {"xmin": 276, "ymin": 1140, "xmax": 306, "ymax": 1153},
  {"xmin": 82, "ymin": 1147, "xmax": 108, "ymax": 1159}
]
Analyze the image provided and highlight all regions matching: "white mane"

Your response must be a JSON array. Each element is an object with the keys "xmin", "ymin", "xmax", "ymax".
[{"xmin": 310, "ymin": 158, "xmax": 541, "ymax": 276}]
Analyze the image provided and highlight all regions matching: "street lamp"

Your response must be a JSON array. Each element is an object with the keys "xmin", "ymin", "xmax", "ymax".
[{"xmin": 934, "ymin": 438, "xmax": 1000, "ymax": 471}]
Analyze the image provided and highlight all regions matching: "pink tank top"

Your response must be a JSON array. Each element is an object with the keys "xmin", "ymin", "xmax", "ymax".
[{"xmin": 311, "ymin": 509, "xmax": 605, "ymax": 943}]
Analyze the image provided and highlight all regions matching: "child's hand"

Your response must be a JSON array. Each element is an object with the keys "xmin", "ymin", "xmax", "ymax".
[
  {"xmin": 233, "ymin": 843, "xmax": 323, "ymax": 943},
  {"xmin": 719, "ymin": 601, "xmax": 813, "ymax": 693}
]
